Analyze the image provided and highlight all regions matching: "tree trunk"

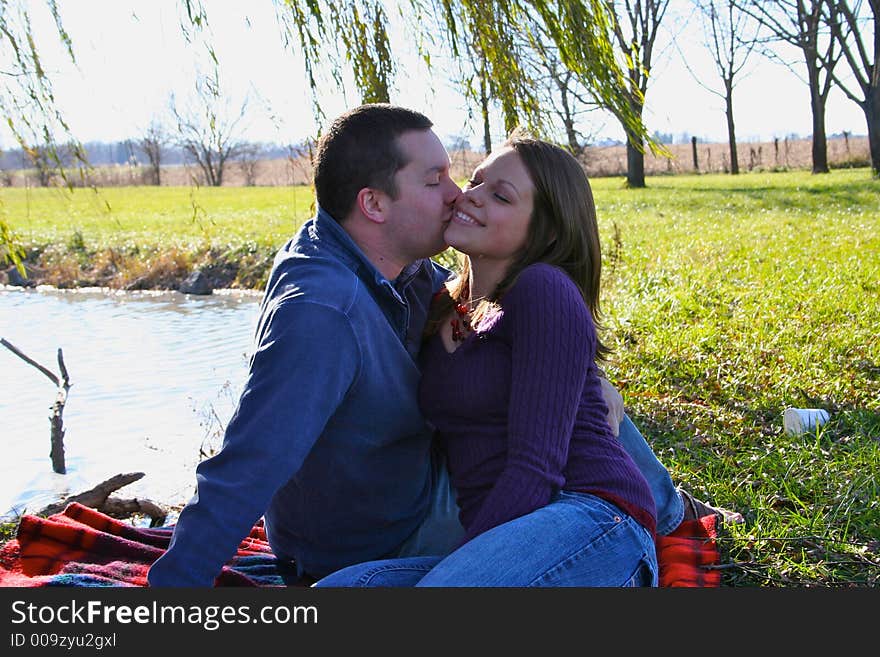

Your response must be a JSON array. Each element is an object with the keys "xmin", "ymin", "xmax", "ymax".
[
  {"xmin": 626, "ymin": 134, "xmax": 645, "ymax": 188},
  {"xmin": 558, "ymin": 80, "xmax": 580, "ymax": 154},
  {"xmin": 808, "ymin": 64, "xmax": 830, "ymax": 174},
  {"xmin": 726, "ymin": 89, "xmax": 739, "ymax": 175},
  {"xmin": 563, "ymin": 115, "xmax": 579, "ymax": 155},
  {"xmin": 866, "ymin": 83, "xmax": 880, "ymax": 177},
  {"xmin": 151, "ymin": 155, "xmax": 162, "ymax": 186},
  {"xmin": 624, "ymin": 94, "xmax": 646, "ymax": 187},
  {"xmin": 480, "ymin": 73, "xmax": 492, "ymax": 155}
]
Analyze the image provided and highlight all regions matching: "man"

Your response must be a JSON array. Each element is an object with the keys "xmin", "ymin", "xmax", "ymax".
[
  {"xmin": 149, "ymin": 104, "xmax": 734, "ymax": 586},
  {"xmin": 149, "ymin": 104, "xmax": 464, "ymax": 586}
]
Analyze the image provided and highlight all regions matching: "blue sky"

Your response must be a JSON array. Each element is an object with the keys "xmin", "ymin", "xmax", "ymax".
[{"xmin": 3, "ymin": 0, "xmax": 868, "ymax": 150}]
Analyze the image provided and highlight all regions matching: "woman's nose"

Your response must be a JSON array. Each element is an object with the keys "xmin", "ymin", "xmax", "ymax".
[{"xmin": 462, "ymin": 188, "xmax": 483, "ymax": 207}]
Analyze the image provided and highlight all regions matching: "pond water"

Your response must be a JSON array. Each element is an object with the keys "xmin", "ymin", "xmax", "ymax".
[{"xmin": 0, "ymin": 285, "xmax": 262, "ymax": 521}]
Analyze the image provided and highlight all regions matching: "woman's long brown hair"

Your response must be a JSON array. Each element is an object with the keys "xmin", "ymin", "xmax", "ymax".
[{"xmin": 424, "ymin": 130, "xmax": 610, "ymax": 362}]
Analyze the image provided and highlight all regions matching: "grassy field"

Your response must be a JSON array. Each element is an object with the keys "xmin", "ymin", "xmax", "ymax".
[
  {"xmin": 594, "ymin": 169, "xmax": 879, "ymax": 586},
  {"xmin": 2, "ymin": 168, "xmax": 878, "ymax": 586},
  {"xmin": 0, "ymin": 185, "xmax": 315, "ymax": 288}
]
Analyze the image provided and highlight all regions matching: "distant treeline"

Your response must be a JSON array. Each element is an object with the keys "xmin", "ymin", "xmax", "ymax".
[
  {"xmin": 0, "ymin": 140, "xmax": 305, "ymax": 170},
  {"xmin": 3, "ymin": 131, "xmax": 866, "ymax": 173}
]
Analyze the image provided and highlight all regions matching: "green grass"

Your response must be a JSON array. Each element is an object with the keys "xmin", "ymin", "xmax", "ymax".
[
  {"xmin": 595, "ymin": 169, "xmax": 879, "ymax": 586},
  {"xmin": 1, "ymin": 520, "xmax": 16, "ymax": 544},
  {"xmin": 1, "ymin": 185, "xmax": 315, "ymax": 248},
  {"xmin": 2, "ymin": 168, "xmax": 878, "ymax": 586}
]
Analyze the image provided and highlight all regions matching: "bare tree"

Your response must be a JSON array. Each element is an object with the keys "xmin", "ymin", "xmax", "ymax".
[
  {"xmin": 285, "ymin": 140, "xmax": 314, "ymax": 186},
  {"xmin": 236, "ymin": 142, "xmax": 264, "ymax": 187},
  {"xmin": 824, "ymin": 0, "xmax": 879, "ymax": 175},
  {"xmin": 26, "ymin": 144, "xmax": 53, "ymax": 187},
  {"xmin": 606, "ymin": 0, "xmax": 672, "ymax": 188},
  {"xmin": 689, "ymin": 0, "xmax": 761, "ymax": 174},
  {"xmin": 138, "ymin": 121, "xmax": 170, "ymax": 185},
  {"xmin": 737, "ymin": 0, "xmax": 842, "ymax": 173},
  {"xmin": 170, "ymin": 68, "xmax": 248, "ymax": 187}
]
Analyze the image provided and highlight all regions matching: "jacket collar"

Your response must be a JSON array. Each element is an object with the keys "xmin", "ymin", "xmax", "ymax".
[{"xmin": 312, "ymin": 207, "xmax": 424, "ymax": 299}]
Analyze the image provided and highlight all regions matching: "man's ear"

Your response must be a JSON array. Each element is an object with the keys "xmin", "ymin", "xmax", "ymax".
[{"xmin": 355, "ymin": 187, "xmax": 387, "ymax": 225}]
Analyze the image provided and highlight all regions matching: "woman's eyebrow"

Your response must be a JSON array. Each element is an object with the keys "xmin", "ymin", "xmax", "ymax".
[{"xmin": 496, "ymin": 178, "xmax": 520, "ymax": 198}]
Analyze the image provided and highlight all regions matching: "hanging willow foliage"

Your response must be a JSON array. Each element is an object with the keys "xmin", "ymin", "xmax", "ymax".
[
  {"xmin": 435, "ymin": 0, "xmax": 544, "ymax": 134},
  {"xmin": 275, "ymin": 0, "xmax": 397, "ymax": 119},
  {"xmin": 272, "ymin": 0, "xmax": 658, "ymax": 151},
  {"xmin": 0, "ymin": 0, "xmax": 663, "ymax": 273},
  {"xmin": 0, "ymin": 0, "xmax": 91, "ymax": 272}
]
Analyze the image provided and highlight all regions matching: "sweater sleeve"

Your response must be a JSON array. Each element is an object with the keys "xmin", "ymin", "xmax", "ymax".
[
  {"xmin": 461, "ymin": 264, "xmax": 593, "ymax": 543},
  {"xmin": 148, "ymin": 300, "xmax": 360, "ymax": 586}
]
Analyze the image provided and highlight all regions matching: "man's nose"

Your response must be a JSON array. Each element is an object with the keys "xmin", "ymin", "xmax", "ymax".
[{"xmin": 445, "ymin": 178, "xmax": 462, "ymax": 203}]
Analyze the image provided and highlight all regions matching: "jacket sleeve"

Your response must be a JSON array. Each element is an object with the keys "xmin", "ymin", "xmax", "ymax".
[{"xmin": 148, "ymin": 299, "xmax": 360, "ymax": 586}]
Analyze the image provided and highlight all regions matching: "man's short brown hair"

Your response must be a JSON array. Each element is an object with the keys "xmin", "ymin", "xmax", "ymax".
[{"xmin": 313, "ymin": 104, "xmax": 434, "ymax": 221}]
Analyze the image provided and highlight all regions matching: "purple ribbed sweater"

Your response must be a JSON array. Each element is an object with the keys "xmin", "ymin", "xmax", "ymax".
[{"xmin": 419, "ymin": 263, "xmax": 656, "ymax": 544}]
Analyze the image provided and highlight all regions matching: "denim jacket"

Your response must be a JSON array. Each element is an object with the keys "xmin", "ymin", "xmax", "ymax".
[{"xmin": 148, "ymin": 209, "xmax": 450, "ymax": 585}]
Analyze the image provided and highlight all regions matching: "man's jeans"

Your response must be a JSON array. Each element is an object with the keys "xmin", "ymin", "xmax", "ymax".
[
  {"xmin": 313, "ymin": 491, "xmax": 657, "ymax": 587},
  {"xmin": 617, "ymin": 414, "xmax": 684, "ymax": 535}
]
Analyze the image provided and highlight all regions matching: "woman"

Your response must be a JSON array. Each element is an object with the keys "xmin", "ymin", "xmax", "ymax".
[{"xmin": 314, "ymin": 133, "xmax": 658, "ymax": 587}]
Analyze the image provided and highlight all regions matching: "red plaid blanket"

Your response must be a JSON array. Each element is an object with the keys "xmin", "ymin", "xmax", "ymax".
[
  {"xmin": 0, "ymin": 503, "xmax": 301, "ymax": 587},
  {"xmin": 0, "ymin": 503, "xmax": 721, "ymax": 587},
  {"xmin": 656, "ymin": 514, "xmax": 723, "ymax": 587}
]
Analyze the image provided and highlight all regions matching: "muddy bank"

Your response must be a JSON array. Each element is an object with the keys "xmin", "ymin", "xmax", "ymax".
[
  {"xmin": 3, "ymin": 240, "xmax": 461, "ymax": 293},
  {"xmin": 2, "ymin": 242, "xmax": 275, "ymax": 294}
]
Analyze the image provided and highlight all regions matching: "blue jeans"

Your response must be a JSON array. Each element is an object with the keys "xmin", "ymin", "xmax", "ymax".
[
  {"xmin": 393, "ymin": 446, "xmax": 465, "ymax": 558},
  {"xmin": 399, "ymin": 413, "xmax": 684, "ymax": 548},
  {"xmin": 313, "ymin": 491, "xmax": 657, "ymax": 587},
  {"xmin": 617, "ymin": 414, "xmax": 684, "ymax": 535}
]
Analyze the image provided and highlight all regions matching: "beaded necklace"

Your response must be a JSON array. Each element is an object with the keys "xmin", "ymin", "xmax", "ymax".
[
  {"xmin": 450, "ymin": 300, "xmax": 472, "ymax": 342},
  {"xmin": 450, "ymin": 278, "xmax": 483, "ymax": 343}
]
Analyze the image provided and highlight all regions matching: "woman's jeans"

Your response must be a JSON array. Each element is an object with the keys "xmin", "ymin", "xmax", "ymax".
[
  {"xmin": 313, "ymin": 491, "xmax": 658, "ymax": 587},
  {"xmin": 395, "ymin": 412, "xmax": 684, "ymax": 555}
]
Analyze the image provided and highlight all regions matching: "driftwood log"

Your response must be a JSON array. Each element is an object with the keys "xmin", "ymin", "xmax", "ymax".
[
  {"xmin": 1, "ymin": 337, "xmax": 71, "ymax": 474},
  {"xmin": 3, "ymin": 338, "xmax": 168, "ymax": 526},
  {"xmin": 37, "ymin": 472, "xmax": 167, "ymax": 526}
]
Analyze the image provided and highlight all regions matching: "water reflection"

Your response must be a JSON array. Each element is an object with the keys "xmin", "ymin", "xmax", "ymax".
[{"xmin": 0, "ymin": 285, "xmax": 261, "ymax": 520}]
